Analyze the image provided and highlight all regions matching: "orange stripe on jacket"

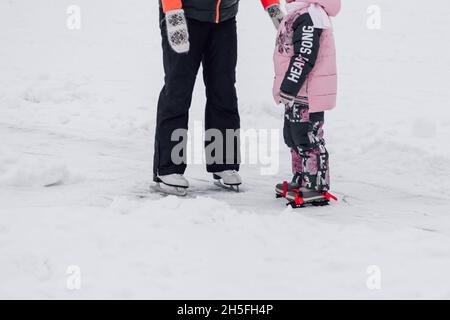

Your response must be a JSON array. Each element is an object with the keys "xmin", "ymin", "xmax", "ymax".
[
  {"xmin": 215, "ymin": 0, "xmax": 222, "ymax": 23},
  {"xmin": 161, "ymin": 0, "xmax": 182, "ymax": 13},
  {"xmin": 261, "ymin": 0, "xmax": 280, "ymax": 9},
  {"xmin": 162, "ymin": 0, "xmax": 278, "ymax": 14}
]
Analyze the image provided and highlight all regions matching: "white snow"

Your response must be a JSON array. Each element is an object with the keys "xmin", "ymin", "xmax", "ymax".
[
  {"xmin": 0, "ymin": 147, "xmax": 72, "ymax": 187},
  {"xmin": 1, "ymin": 0, "xmax": 450, "ymax": 299}
]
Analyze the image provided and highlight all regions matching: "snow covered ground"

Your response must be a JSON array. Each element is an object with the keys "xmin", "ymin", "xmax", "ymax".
[{"xmin": 1, "ymin": 0, "xmax": 450, "ymax": 299}]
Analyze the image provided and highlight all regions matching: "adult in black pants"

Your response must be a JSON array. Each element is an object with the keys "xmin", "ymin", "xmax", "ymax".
[
  {"xmin": 154, "ymin": 0, "xmax": 285, "ymax": 194},
  {"xmin": 153, "ymin": 1, "xmax": 242, "ymax": 194}
]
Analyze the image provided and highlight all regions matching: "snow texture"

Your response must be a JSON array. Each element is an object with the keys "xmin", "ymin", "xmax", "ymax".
[{"xmin": 0, "ymin": 0, "xmax": 449, "ymax": 299}]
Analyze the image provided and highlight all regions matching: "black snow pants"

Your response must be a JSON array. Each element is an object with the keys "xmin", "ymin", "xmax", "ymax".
[{"xmin": 153, "ymin": 10, "xmax": 240, "ymax": 178}]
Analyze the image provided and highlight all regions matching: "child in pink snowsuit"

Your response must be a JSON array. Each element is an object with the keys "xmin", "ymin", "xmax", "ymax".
[{"xmin": 274, "ymin": 0, "xmax": 340, "ymax": 198}]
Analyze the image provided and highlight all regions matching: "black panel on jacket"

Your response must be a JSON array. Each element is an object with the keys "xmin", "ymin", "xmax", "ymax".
[{"xmin": 280, "ymin": 13, "xmax": 323, "ymax": 97}]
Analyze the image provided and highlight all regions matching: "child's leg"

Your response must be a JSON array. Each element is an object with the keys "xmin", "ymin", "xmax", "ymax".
[
  {"xmin": 291, "ymin": 149, "xmax": 302, "ymax": 176},
  {"xmin": 301, "ymin": 113, "xmax": 330, "ymax": 191},
  {"xmin": 287, "ymin": 103, "xmax": 330, "ymax": 191},
  {"xmin": 284, "ymin": 102, "xmax": 311, "ymax": 183},
  {"xmin": 284, "ymin": 106, "xmax": 303, "ymax": 184}
]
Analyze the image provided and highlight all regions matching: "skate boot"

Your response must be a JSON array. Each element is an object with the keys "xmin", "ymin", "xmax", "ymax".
[
  {"xmin": 275, "ymin": 172, "xmax": 302, "ymax": 198},
  {"xmin": 153, "ymin": 174, "xmax": 189, "ymax": 196},
  {"xmin": 285, "ymin": 188, "xmax": 338, "ymax": 208},
  {"xmin": 213, "ymin": 170, "xmax": 242, "ymax": 192}
]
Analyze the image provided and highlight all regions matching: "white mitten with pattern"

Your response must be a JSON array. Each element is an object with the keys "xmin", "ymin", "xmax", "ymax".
[
  {"xmin": 165, "ymin": 9, "xmax": 190, "ymax": 54},
  {"xmin": 266, "ymin": 4, "xmax": 285, "ymax": 30}
]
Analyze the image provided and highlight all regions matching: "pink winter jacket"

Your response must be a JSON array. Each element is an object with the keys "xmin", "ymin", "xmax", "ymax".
[{"xmin": 273, "ymin": 0, "xmax": 340, "ymax": 113}]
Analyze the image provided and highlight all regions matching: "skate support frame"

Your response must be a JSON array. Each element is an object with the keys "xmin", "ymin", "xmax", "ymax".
[{"xmin": 276, "ymin": 181, "xmax": 338, "ymax": 209}]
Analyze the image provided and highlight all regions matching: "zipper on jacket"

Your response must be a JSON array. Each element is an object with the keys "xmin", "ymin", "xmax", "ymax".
[{"xmin": 215, "ymin": 0, "xmax": 222, "ymax": 23}]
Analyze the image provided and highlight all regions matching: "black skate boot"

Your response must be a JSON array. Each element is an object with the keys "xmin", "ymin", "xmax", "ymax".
[{"xmin": 275, "ymin": 172, "xmax": 302, "ymax": 198}]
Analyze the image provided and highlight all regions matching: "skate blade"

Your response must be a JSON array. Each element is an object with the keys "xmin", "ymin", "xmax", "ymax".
[
  {"xmin": 152, "ymin": 183, "xmax": 188, "ymax": 197},
  {"xmin": 288, "ymin": 200, "xmax": 330, "ymax": 209},
  {"xmin": 285, "ymin": 191, "xmax": 337, "ymax": 209},
  {"xmin": 214, "ymin": 180, "xmax": 241, "ymax": 193},
  {"xmin": 286, "ymin": 194, "xmax": 326, "ymax": 203}
]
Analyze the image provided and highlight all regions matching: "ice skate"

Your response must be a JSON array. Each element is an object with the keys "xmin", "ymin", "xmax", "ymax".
[
  {"xmin": 153, "ymin": 174, "xmax": 189, "ymax": 197},
  {"xmin": 213, "ymin": 170, "xmax": 242, "ymax": 192},
  {"xmin": 275, "ymin": 181, "xmax": 301, "ymax": 198}
]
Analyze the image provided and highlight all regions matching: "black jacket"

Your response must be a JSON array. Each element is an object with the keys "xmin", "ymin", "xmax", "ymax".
[{"xmin": 160, "ymin": 0, "xmax": 239, "ymax": 23}]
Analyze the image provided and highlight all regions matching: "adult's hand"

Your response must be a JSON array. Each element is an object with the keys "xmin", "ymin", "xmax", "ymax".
[{"xmin": 165, "ymin": 9, "xmax": 190, "ymax": 54}]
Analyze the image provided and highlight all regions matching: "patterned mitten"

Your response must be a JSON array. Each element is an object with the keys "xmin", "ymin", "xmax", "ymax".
[
  {"xmin": 280, "ymin": 91, "xmax": 297, "ymax": 109},
  {"xmin": 165, "ymin": 9, "xmax": 190, "ymax": 54},
  {"xmin": 266, "ymin": 4, "xmax": 285, "ymax": 30}
]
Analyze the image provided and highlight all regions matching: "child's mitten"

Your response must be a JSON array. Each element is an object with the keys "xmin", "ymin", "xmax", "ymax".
[
  {"xmin": 165, "ymin": 9, "xmax": 190, "ymax": 54},
  {"xmin": 280, "ymin": 91, "xmax": 297, "ymax": 109},
  {"xmin": 265, "ymin": 4, "xmax": 285, "ymax": 30}
]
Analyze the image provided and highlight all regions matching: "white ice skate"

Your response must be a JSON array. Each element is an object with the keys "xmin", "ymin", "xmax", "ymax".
[
  {"xmin": 153, "ymin": 174, "xmax": 189, "ymax": 197},
  {"xmin": 213, "ymin": 170, "xmax": 242, "ymax": 192}
]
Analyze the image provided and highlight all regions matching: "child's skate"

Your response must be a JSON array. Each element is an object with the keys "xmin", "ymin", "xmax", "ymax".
[{"xmin": 275, "ymin": 181, "xmax": 301, "ymax": 199}]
